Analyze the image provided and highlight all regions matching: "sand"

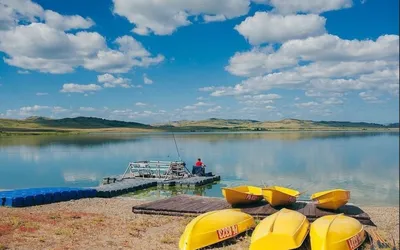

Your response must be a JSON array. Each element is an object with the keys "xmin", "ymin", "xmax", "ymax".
[{"xmin": 0, "ymin": 198, "xmax": 398, "ymax": 250}]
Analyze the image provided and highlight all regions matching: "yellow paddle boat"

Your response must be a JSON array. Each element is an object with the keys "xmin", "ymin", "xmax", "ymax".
[
  {"xmin": 250, "ymin": 208, "xmax": 310, "ymax": 250},
  {"xmin": 179, "ymin": 209, "xmax": 255, "ymax": 250},
  {"xmin": 310, "ymin": 214, "xmax": 366, "ymax": 250},
  {"xmin": 262, "ymin": 186, "xmax": 301, "ymax": 206},
  {"xmin": 311, "ymin": 189, "xmax": 350, "ymax": 210},
  {"xmin": 221, "ymin": 185, "xmax": 263, "ymax": 205}
]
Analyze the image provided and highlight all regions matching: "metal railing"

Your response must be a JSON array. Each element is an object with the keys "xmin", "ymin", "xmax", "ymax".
[{"xmin": 121, "ymin": 160, "xmax": 193, "ymax": 180}]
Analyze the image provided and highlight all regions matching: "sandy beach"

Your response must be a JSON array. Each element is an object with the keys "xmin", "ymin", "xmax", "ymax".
[{"xmin": 0, "ymin": 197, "xmax": 398, "ymax": 250}]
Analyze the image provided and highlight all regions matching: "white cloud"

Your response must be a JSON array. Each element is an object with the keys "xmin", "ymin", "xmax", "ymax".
[
  {"xmin": 112, "ymin": 0, "xmax": 250, "ymax": 35},
  {"xmin": 109, "ymin": 108, "xmax": 168, "ymax": 120},
  {"xmin": 213, "ymin": 67, "xmax": 399, "ymax": 97},
  {"xmin": 322, "ymin": 97, "xmax": 344, "ymax": 105},
  {"xmin": 239, "ymin": 94, "xmax": 281, "ymax": 106},
  {"xmin": 305, "ymin": 90, "xmax": 343, "ymax": 98},
  {"xmin": 79, "ymin": 107, "xmax": 96, "ymax": 111},
  {"xmin": 279, "ymin": 34, "xmax": 399, "ymax": 62},
  {"xmin": 52, "ymin": 106, "xmax": 69, "ymax": 113},
  {"xmin": 206, "ymin": 106, "xmax": 222, "ymax": 113},
  {"xmin": 265, "ymin": 105, "xmax": 275, "ymax": 110},
  {"xmin": 82, "ymin": 36, "xmax": 165, "ymax": 73},
  {"xmin": 183, "ymin": 105, "xmax": 197, "ymax": 110},
  {"xmin": 0, "ymin": 0, "xmax": 44, "ymax": 30},
  {"xmin": 214, "ymin": 34, "xmax": 399, "ymax": 98},
  {"xmin": 194, "ymin": 102, "xmax": 212, "ymax": 106},
  {"xmin": 199, "ymin": 86, "xmax": 216, "ymax": 92},
  {"xmin": 0, "ymin": 23, "xmax": 107, "ymax": 73},
  {"xmin": 203, "ymin": 14, "xmax": 227, "ymax": 23},
  {"xmin": 36, "ymin": 92, "xmax": 48, "ymax": 96},
  {"xmin": 265, "ymin": 0, "xmax": 353, "ymax": 14},
  {"xmin": 143, "ymin": 74, "xmax": 153, "ymax": 84},
  {"xmin": 235, "ymin": 12, "xmax": 326, "ymax": 44},
  {"xmin": 17, "ymin": 70, "xmax": 30, "ymax": 74},
  {"xmin": 60, "ymin": 83, "xmax": 102, "ymax": 93},
  {"xmin": 296, "ymin": 61, "xmax": 397, "ymax": 79},
  {"xmin": 359, "ymin": 92, "xmax": 382, "ymax": 103},
  {"xmin": 135, "ymin": 102, "xmax": 147, "ymax": 106},
  {"xmin": 97, "ymin": 73, "xmax": 131, "ymax": 88},
  {"xmin": 295, "ymin": 101, "xmax": 319, "ymax": 108},
  {"xmin": 44, "ymin": 10, "xmax": 94, "ymax": 31},
  {"xmin": 226, "ymin": 47, "xmax": 297, "ymax": 76},
  {"xmin": 294, "ymin": 97, "xmax": 300, "ymax": 101},
  {"xmin": 183, "ymin": 102, "xmax": 214, "ymax": 110},
  {"xmin": 0, "ymin": 2, "xmax": 164, "ymax": 74},
  {"xmin": 226, "ymin": 35, "xmax": 399, "ymax": 77},
  {"xmin": 5, "ymin": 104, "xmax": 71, "ymax": 118},
  {"xmin": 20, "ymin": 105, "xmax": 49, "ymax": 112}
]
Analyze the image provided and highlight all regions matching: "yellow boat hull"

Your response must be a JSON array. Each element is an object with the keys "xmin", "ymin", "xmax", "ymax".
[
  {"xmin": 250, "ymin": 208, "xmax": 310, "ymax": 250},
  {"xmin": 262, "ymin": 186, "xmax": 300, "ymax": 206},
  {"xmin": 179, "ymin": 209, "xmax": 255, "ymax": 250},
  {"xmin": 311, "ymin": 189, "xmax": 350, "ymax": 210},
  {"xmin": 222, "ymin": 186, "xmax": 263, "ymax": 205},
  {"xmin": 310, "ymin": 214, "xmax": 366, "ymax": 250}
]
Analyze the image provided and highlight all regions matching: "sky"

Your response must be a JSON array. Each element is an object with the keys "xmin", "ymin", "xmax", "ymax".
[{"xmin": 0, "ymin": 0, "xmax": 398, "ymax": 124}]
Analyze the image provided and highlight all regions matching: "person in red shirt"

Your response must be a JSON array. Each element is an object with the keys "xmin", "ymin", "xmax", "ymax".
[
  {"xmin": 195, "ymin": 158, "xmax": 205, "ymax": 167},
  {"xmin": 193, "ymin": 158, "xmax": 206, "ymax": 175}
]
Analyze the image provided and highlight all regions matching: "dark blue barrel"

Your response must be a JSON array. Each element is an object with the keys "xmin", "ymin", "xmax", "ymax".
[{"xmin": 5, "ymin": 196, "xmax": 24, "ymax": 207}]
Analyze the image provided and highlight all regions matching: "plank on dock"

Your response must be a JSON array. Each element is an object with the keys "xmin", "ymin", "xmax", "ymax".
[{"xmin": 132, "ymin": 194, "xmax": 373, "ymax": 225}]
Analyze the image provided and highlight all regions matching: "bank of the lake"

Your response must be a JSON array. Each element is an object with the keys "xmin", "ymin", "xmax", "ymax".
[
  {"xmin": 1, "ymin": 127, "xmax": 399, "ymax": 137},
  {"xmin": 0, "ymin": 198, "xmax": 398, "ymax": 250}
]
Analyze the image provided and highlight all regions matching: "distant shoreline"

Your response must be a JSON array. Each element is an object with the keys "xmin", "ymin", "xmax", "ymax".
[{"xmin": 1, "ymin": 127, "xmax": 399, "ymax": 136}]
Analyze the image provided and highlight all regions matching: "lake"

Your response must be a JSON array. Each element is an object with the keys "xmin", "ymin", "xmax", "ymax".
[{"xmin": 0, "ymin": 131, "xmax": 398, "ymax": 206}]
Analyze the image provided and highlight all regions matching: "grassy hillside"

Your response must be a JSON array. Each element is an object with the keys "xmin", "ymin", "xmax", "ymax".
[
  {"xmin": 154, "ymin": 118, "xmax": 399, "ymax": 131},
  {"xmin": 0, "ymin": 116, "xmax": 155, "ymax": 134},
  {"xmin": 29, "ymin": 116, "xmax": 151, "ymax": 129},
  {"xmin": 0, "ymin": 116, "xmax": 398, "ymax": 135}
]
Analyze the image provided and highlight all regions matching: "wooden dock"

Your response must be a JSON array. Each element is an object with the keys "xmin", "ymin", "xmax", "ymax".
[
  {"xmin": 96, "ymin": 176, "xmax": 221, "ymax": 198},
  {"xmin": 132, "ymin": 194, "xmax": 374, "ymax": 225}
]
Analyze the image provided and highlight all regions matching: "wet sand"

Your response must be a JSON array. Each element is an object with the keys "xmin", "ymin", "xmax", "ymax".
[{"xmin": 0, "ymin": 198, "xmax": 398, "ymax": 250}]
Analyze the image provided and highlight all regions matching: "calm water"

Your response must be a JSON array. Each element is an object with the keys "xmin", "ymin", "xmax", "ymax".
[{"xmin": 0, "ymin": 132, "xmax": 398, "ymax": 206}]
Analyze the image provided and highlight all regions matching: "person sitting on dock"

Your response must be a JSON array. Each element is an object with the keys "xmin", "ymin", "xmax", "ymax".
[
  {"xmin": 195, "ymin": 158, "xmax": 205, "ymax": 167},
  {"xmin": 192, "ymin": 158, "xmax": 206, "ymax": 176}
]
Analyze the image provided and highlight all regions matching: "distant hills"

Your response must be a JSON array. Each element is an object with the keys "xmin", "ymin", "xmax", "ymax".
[
  {"xmin": 154, "ymin": 118, "xmax": 399, "ymax": 131},
  {"xmin": 26, "ymin": 116, "xmax": 151, "ymax": 129},
  {"xmin": 0, "ymin": 116, "xmax": 398, "ymax": 135}
]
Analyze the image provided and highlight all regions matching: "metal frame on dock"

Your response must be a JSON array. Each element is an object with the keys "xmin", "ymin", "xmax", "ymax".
[{"xmin": 121, "ymin": 160, "xmax": 193, "ymax": 181}]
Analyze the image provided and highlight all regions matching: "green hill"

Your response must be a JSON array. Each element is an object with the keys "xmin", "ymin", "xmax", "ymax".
[
  {"xmin": 29, "ymin": 116, "xmax": 151, "ymax": 129},
  {"xmin": 0, "ymin": 116, "xmax": 152, "ymax": 134}
]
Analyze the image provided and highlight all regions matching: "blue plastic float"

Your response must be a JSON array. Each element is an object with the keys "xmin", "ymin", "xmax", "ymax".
[{"xmin": 0, "ymin": 187, "xmax": 97, "ymax": 207}]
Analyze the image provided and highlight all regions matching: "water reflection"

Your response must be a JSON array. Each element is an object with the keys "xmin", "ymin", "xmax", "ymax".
[{"xmin": 0, "ymin": 132, "xmax": 398, "ymax": 206}]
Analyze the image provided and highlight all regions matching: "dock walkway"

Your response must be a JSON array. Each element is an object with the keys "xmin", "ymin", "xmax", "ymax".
[
  {"xmin": 96, "ymin": 175, "xmax": 220, "ymax": 198},
  {"xmin": 132, "ymin": 194, "xmax": 373, "ymax": 225}
]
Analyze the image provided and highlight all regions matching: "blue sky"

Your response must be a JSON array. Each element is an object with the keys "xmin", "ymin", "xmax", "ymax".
[{"xmin": 0, "ymin": 0, "xmax": 398, "ymax": 124}]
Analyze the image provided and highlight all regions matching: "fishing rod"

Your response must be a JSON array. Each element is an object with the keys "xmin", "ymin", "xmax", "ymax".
[{"xmin": 168, "ymin": 118, "xmax": 182, "ymax": 161}]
